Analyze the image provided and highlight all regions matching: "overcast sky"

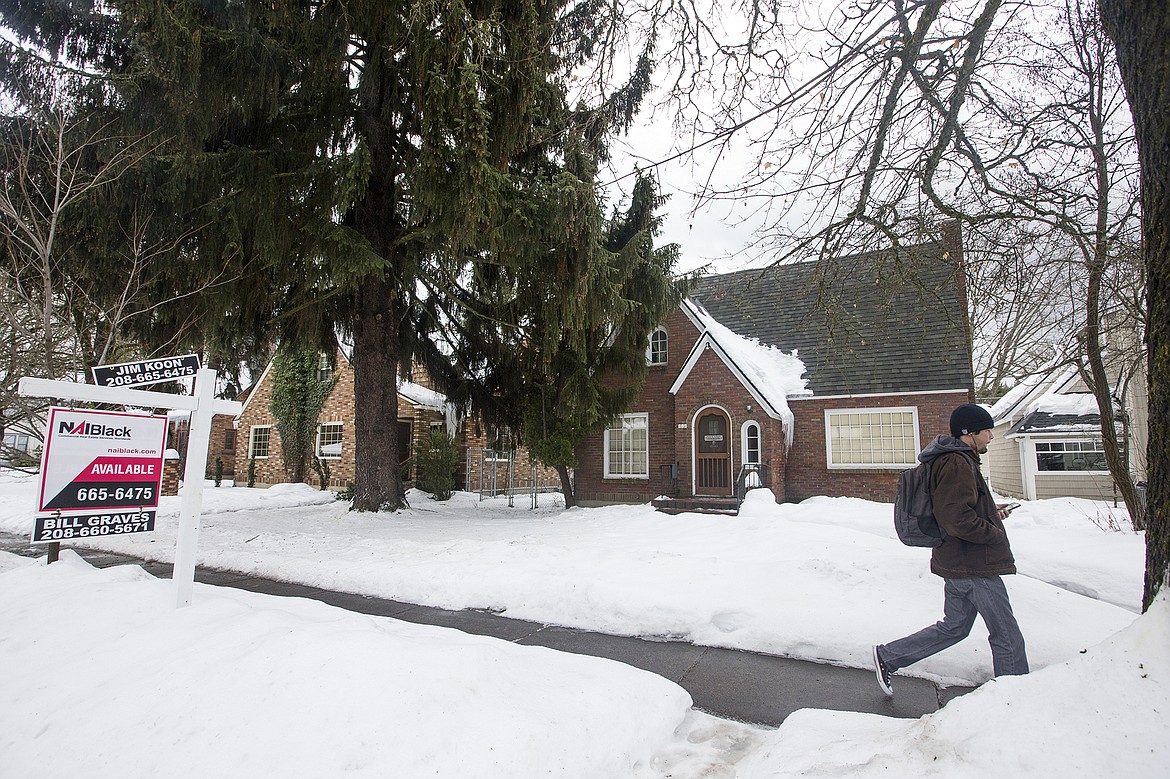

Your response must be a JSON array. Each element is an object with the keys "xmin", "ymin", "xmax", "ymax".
[{"xmin": 605, "ymin": 115, "xmax": 770, "ymax": 276}]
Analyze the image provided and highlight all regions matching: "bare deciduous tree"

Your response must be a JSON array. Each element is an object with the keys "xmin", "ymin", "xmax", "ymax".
[
  {"xmin": 0, "ymin": 105, "xmax": 227, "ymax": 455},
  {"xmin": 594, "ymin": 0, "xmax": 1162, "ymax": 602}
]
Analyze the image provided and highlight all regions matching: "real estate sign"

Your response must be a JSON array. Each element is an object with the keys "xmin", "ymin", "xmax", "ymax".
[
  {"xmin": 91, "ymin": 354, "xmax": 201, "ymax": 388},
  {"xmin": 34, "ymin": 509, "xmax": 157, "ymax": 543},
  {"xmin": 33, "ymin": 407, "xmax": 167, "ymax": 543}
]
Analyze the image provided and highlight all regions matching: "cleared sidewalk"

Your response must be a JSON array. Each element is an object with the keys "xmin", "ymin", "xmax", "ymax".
[{"xmin": 0, "ymin": 533, "xmax": 972, "ymax": 727}]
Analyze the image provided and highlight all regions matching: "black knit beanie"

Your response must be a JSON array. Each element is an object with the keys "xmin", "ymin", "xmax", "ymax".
[{"xmin": 950, "ymin": 404, "xmax": 994, "ymax": 437}]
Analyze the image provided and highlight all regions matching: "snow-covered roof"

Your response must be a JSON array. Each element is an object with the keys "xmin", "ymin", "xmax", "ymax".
[
  {"xmin": 1006, "ymin": 391, "xmax": 1111, "ymax": 437},
  {"xmin": 1007, "ymin": 412, "xmax": 1104, "ymax": 436},
  {"xmin": 1027, "ymin": 392, "xmax": 1101, "ymax": 418},
  {"xmin": 673, "ymin": 299, "xmax": 809, "ymax": 446},
  {"xmin": 991, "ymin": 365, "xmax": 1079, "ymax": 424},
  {"xmin": 397, "ymin": 379, "xmax": 447, "ymax": 412}
]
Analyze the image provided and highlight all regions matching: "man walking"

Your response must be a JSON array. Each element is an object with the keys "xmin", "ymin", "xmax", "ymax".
[{"xmin": 873, "ymin": 403, "xmax": 1028, "ymax": 696}]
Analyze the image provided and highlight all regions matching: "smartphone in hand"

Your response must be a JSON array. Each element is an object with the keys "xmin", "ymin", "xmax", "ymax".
[{"xmin": 998, "ymin": 502, "xmax": 1021, "ymax": 514}]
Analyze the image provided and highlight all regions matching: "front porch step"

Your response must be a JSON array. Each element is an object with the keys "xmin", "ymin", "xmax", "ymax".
[{"xmin": 651, "ymin": 496, "xmax": 740, "ymax": 516}]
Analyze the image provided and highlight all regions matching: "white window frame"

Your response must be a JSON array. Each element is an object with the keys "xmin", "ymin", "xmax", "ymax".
[
  {"xmin": 824, "ymin": 406, "xmax": 920, "ymax": 470},
  {"xmin": 3, "ymin": 432, "xmax": 31, "ymax": 453},
  {"xmin": 741, "ymin": 420, "xmax": 762, "ymax": 465},
  {"xmin": 603, "ymin": 413, "xmax": 650, "ymax": 479},
  {"xmin": 316, "ymin": 422, "xmax": 344, "ymax": 460},
  {"xmin": 316, "ymin": 353, "xmax": 333, "ymax": 383},
  {"xmin": 646, "ymin": 327, "xmax": 668, "ymax": 366},
  {"xmin": 1034, "ymin": 438, "xmax": 1108, "ymax": 474},
  {"xmin": 249, "ymin": 425, "xmax": 272, "ymax": 459}
]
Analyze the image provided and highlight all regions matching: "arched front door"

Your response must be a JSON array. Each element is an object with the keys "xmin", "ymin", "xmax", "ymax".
[{"xmin": 695, "ymin": 409, "xmax": 732, "ymax": 496}]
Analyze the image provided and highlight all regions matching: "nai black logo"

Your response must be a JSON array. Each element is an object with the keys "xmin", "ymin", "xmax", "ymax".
[{"xmin": 57, "ymin": 420, "xmax": 133, "ymax": 439}]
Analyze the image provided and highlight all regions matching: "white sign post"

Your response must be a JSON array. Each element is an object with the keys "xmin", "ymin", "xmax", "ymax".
[{"xmin": 19, "ymin": 367, "xmax": 242, "ymax": 607}]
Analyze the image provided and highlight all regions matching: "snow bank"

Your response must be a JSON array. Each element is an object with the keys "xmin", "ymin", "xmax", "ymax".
[
  {"xmin": 0, "ymin": 552, "xmax": 692, "ymax": 779},
  {"xmin": 738, "ymin": 591, "xmax": 1170, "ymax": 778}
]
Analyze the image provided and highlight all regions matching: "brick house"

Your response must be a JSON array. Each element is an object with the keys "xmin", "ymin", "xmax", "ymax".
[
  {"xmin": 232, "ymin": 350, "xmax": 445, "ymax": 488},
  {"xmin": 168, "ymin": 404, "xmax": 242, "ymax": 483},
  {"xmin": 233, "ymin": 349, "xmax": 556, "ymax": 493},
  {"xmin": 572, "ymin": 224, "xmax": 975, "ymax": 507}
]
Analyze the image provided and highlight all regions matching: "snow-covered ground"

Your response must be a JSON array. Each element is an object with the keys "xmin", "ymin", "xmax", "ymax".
[{"xmin": 1, "ymin": 471, "xmax": 1166, "ymax": 777}]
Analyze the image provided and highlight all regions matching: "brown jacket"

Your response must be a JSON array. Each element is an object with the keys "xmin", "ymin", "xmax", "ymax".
[{"xmin": 923, "ymin": 439, "xmax": 1016, "ymax": 578}]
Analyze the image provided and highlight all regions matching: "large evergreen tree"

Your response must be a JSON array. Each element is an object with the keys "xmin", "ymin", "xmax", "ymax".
[{"xmin": 0, "ymin": 0, "xmax": 659, "ymax": 512}]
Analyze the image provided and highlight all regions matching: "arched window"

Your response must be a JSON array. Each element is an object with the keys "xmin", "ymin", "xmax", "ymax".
[
  {"xmin": 646, "ymin": 327, "xmax": 668, "ymax": 365},
  {"xmin": 742, "ymin": 421, "xmax": 761, "ymax": 465}
]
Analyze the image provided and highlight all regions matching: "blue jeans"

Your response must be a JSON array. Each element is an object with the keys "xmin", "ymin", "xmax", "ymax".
[{"xmin": 879, "ymin": 576, "xmax": 1029, "ymax": 677}]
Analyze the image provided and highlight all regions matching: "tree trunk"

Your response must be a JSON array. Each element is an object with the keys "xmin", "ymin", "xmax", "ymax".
[
  {"xmin": 350, "ymin": 268, "xmax": 406, "ymax": 512},
  {"xmin": 555, "ymin": 464, "xmax": 575, "ymax": 508},
  {"xmin": 289, "ymin": 456, "xmax": 305, "ymax": 485},
  {"xmin": 1100, "ymin": 0, "xmax": 1170, "ymax": 611},
  {"xmin": 349, "ymin": 84, "xmax": 409, "ymax": 513},
  {"xmin": 1081, "ymin": 236, "xmax": 1145, "ymax": 532}
]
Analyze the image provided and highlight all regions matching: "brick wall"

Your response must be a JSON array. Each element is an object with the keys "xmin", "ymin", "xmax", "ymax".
[
  {"xmin": 783, "ymin": 391, "xmax": 970, "ymax": 501},
  {"xmin": 574, "ymin": 308, "xmax": 698, "ymax": 504},
  {"xmin": 206, "ymin": 414, "xmax": 238, "ymax": 481},
  {"xmin": 235, "ymin": 350, "xmax": 548, "ymax": 491},
  {"xmin": 574, "ymin": 309, "xmax": 792, "ymax": 505},
  {"xmin": 311, "ymin": 353, "xmax": 359, "ymax": 488},
  {"xmin": 161, "ymin": 456, "xmax": 181, "ymax": 496},
  {"xmin": 235, "ymin": 350, "xmax": 394, "ymax": 489},
  {"xmin": 164, "ymin": 412, "xmax": 241, "ymax": 483}
]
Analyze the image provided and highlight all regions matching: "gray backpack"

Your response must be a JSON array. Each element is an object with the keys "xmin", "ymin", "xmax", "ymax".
[{"xmin": 893, "ymin": 461, "xmax": 946, "ymax": 547}]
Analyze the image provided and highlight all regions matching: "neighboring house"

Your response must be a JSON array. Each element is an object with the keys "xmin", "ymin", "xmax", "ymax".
[
  {"xmin": 234, "ymin": 349, "xmax": 556, "ymax": 493},
  {"xmin": 986, "ymin": 363, "xmax": 1148, "ymax": 501},
  {"xmin": 573, "ymin": 223, "xmax": 976, "ymax": 507},
  {"xmin": 234, "ymin": 349, "xmax": 444, "ymax": 489},
  {"xmin": 1, "ymin": 408, "xmax": 45, "ymax": 466},
  {"xmin": 167, "ymin": 398, "xmax": 246, "ymax": 484}
]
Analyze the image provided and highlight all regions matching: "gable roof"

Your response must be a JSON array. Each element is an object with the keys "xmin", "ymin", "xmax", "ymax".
[
  {"xmin": 990, "ymin": 365, "xmax": 1108, "ymax": 437},
  {"xmin": 237, "ymin": 348, "xmax": 451, "ymax": 419},
  {"xmin": 689, "ymin": 237, "xmax": 973, "ymax": 397},
  {"xmin": 672, "ymin": 299, "xmax": 809, "ymax": 444}
]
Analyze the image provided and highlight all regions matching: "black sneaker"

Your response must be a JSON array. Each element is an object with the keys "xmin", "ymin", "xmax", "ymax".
[{"xmin": 873, "ymin": 645, "xmax": 893, "ymax": 697}]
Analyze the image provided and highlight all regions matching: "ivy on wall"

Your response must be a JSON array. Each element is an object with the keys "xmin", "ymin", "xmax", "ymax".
[{"xmin": 270, "ymin": 347, "xmax": 338, "ymax": 483}]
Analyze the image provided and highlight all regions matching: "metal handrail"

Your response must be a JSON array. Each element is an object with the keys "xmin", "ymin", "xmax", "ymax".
[{"xmin": 735, "ymin": 463, "xmax": 770, "ymax": 505}]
